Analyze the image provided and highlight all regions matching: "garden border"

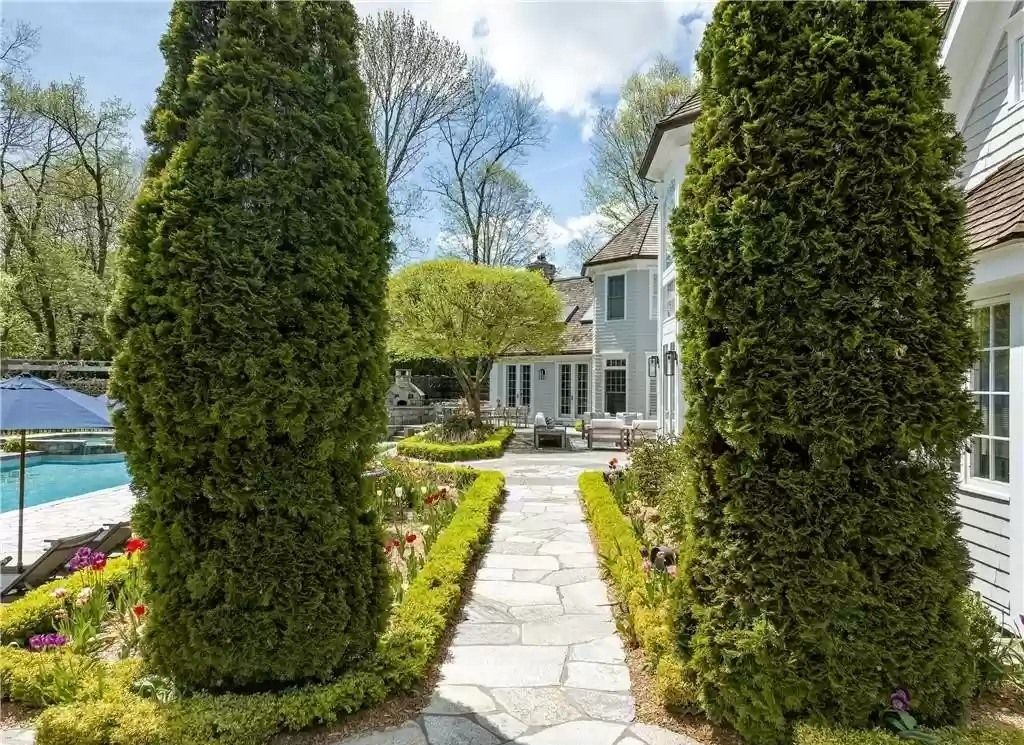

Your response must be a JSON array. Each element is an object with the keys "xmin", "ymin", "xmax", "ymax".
[
  {"xmin": 1, "ymin": 468, "xmax": 506, "ymax": 745},
  {"xmin": 577, "ymin": 470, "xmax": 695, "ymax": 709},
  {"xmin": 395, "ymin": 426, "xmax": 514, "ymax": 462}
]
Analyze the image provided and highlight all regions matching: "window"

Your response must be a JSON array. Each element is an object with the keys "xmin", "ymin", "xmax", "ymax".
[
  {"xmin": 663, "ymin": 279, "xmax": 676, "ymax": 320},
  {"xmin": 1017, "ymin": 34, "xmax": 1024, "ymax": 102},
  {"xmin": 649, "ymin": 268, "xmax": 658, "ymax": 320},
  {"xmin": 604, "ymin": 360, "xmax": 627, "ymax": 415},
  {"xmin": 519, "ymin": 365, "xmax": 532, "ymax": 409},
  {"xmin": 647, "ymin": 353, "xmax": 658, "ymax": 418},
  {"xmin": 606, "ymin": 274, "xmax": 625, "ymax": 320},
  {"xmin": 664, "ymin": 180, "xmax": 678, "ymax": 269},
  {"xmin": 506, "ymin": 365, "xmax": 517, "ymax": 408},
  {"xmin": 968, "ymin": 303, "xmax": 1010, "ymax": 483},
  {"xmin": 1010, "ymin": 10, "xmax": 1024, "ymax": 106},
  {"xmin": 559, "ymin": 364, "xmax": 572, "ymax": 417},
  {"xmin": 575, "ymin": 363, "xmax": 589, "ymax": 416}
]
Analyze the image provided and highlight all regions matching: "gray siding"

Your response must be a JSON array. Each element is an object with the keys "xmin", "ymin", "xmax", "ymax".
[
  {"xmin": 591, "ymin": 263, "xmax": 658, "ymax": 415},
  {"xmin": 961, "ymin": 34, "xmax": 1024, "ymax": 190},
  {"xmin": 957, "ymin": 487, "xmax": 1013, "ymax": 618}
]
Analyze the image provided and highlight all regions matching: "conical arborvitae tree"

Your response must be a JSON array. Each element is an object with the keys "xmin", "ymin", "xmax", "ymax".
[
  {"xmin": 108, "ymin": 0, "xmax": 392, "ymax": 691},
  {"xmin": 671, "ymin": 2, "xmax": 977, "ymax": 740}
]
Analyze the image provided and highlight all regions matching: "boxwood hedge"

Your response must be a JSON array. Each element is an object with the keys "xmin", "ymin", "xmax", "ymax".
[
  {"xmin": 396, "ymin": 427, "xmax": 514, "ymax": 462},
  {"xmin": 5, "ymin": 469, "xmax": 505, "ymax": 745}
]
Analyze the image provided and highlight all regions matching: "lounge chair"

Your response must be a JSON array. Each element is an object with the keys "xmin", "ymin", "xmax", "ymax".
[
  {"xmin": 1, "ymin": 529, "xmax": 104, "ymax": 600},
  {"xmin": 629, "ymin": 419, "xmax": 659, "ymax": 445},
  {"xmin": 89, "ymin": 521, "xmax": 132, "ymax": 556},
  {"xmin": 586, "ymin": 418, "xmax": 627, "ymax": 450}
]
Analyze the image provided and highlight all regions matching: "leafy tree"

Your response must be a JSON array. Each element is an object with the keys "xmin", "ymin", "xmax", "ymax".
[
  {"xmin": 584, "ymin": 55, "xmax": 691, "ymax": 231},
  {"xmin": 108, "ymin": 0, "xmax": 392, "ymax": 691},
  {"xmin": 389, "ymin": 259, "xmax": 563, "ymax": 425},
  {"xmin": 671, "ymin": 2, "xmax": 976, "ymax": 741}
]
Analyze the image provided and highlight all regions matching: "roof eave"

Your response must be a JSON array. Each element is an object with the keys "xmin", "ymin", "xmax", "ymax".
[{"xmin": 638, "ymin": 110, "xmax": 700, "ymax": 181}]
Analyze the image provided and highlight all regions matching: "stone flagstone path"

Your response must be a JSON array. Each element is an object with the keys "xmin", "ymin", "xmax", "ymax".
[{"xmin": 338, "ymin": 450, "xmax": 697, "ymax": 745}]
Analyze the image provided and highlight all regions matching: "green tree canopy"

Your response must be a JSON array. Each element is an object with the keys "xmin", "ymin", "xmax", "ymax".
[
  {"xmin": 671, "ymin": 2, "xmax": 976, "ymax": 741},
  {"xmin": 389, "ymin": 259, "xmax": 563, "ymax": 422},
  {"xmin": 108, "ymin": 0, "xmax": 391, "ymax": 691}
]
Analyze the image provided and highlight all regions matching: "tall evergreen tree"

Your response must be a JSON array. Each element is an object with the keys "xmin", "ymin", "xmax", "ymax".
[
  {"xmin": 671, "ymin": 2, "xmax": 977, "ymax": 740},
  {"xmin": 108, "ymin": 0, "xmax": 392, "ymax": 691}
]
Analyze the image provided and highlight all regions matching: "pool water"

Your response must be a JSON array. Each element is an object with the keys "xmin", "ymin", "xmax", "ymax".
[{"xmin": 0, "ymin": 456, "xmax": 131, "ymax": 512}]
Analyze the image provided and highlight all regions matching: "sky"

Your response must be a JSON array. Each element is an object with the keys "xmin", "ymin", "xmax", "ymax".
[{"xmin": 5, "ymin": 0, "xmax": 711, "ymax": 273}]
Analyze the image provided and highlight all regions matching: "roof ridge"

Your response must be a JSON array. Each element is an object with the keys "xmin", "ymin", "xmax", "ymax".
[{"xmin": 584, "ymin": 203, "xmax": 657, "ymax": 266}]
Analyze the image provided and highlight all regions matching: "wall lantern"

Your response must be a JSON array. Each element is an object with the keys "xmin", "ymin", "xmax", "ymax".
[
  {"xmin": 663, "ymin": 349, "xmax": 678, "ymax": 377},
  {"xmin": 647, "ymin": 354, "xmax": 660, "ymax": 379}
]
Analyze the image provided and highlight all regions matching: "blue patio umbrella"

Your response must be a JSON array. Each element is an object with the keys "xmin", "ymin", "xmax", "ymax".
[{"xmin": 0, "ymin": 374, "xmax": 113, "ymax": 570}]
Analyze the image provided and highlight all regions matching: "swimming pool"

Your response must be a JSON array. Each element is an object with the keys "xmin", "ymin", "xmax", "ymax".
[{"xmin": 0, "ymin": 455, "xmax": 130, "ymax": 512}]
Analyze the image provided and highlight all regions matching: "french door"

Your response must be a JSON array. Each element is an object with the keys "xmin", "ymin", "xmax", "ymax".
[
  {"xmin": 558, "ymin": 363, "xmax": 590, "ymax": 418},
  {"xmin": 506, "ymin": 364, "xmax": 532, "ymax": 408}
]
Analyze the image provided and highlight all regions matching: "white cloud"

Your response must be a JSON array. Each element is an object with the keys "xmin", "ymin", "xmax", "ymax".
[
  {"xmin": 544, "ymin": 211, "xmax": 608, "ymax": 273},
  {"xmin": 356, "ymin": 1, "xmax": 712, "ymax": 124}
]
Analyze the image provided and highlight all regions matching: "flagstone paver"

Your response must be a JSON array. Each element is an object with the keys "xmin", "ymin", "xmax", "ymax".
[{"xmin": 333, "ymin": 447, "xmax": 701, "ymax": 745}]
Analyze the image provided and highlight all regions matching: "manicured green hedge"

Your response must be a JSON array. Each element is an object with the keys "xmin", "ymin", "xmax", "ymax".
[
  {"xmin": 396, "ymin": 427, "xmax": 514, "ymax": 462},
  {"xmin": 577, "ymin": 471, "xmax": 695, "ymax": 709},
  {"xmin": 0, "ymin": 556, "xmax": 133, "ymax": 643},
  {"xmin": 27, "ymin": 469, "xmax": 505, "ymax": 745},
  {"xmin": 795, "ymin": 723, "xmax": 1024, "ymax": 745}
]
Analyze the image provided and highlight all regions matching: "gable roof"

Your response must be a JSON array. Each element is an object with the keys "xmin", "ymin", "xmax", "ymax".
[
  {"xmin": 965, "ymin": 155, "xmax": 1024, "ymax": 252},
  {"xmin": 584, "ymin": 204, "xmax": 659, "ymax": 267},
  {"xmin": 551, "ymin": 276, "xmax": 594, "ymax": 354},
  {"xmin": 638, "ymin": 91, "xmax": 702, "ymax": 180}
]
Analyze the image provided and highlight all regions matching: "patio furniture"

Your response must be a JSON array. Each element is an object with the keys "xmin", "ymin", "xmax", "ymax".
[
  {"xmin": 514, "ymin": 406, "xmax": 530, "ymax": 427},
  {"xmin": 89, "ymin": 521, "xmax": 133, "ymax": 556},
  {"xmin": 629, "ymin": 419, "xmax": 659, "ymax": 446},
  {"xmin": 533, "ymin": 414, "xmax": 568, "ymax": 449},
  {"xmin": 586, "ymin": 418, "xmax": 627, "ymax": 449},
  {"xmin": 1, "ymin": 528, "xmax": 104, "ymax": 600}
]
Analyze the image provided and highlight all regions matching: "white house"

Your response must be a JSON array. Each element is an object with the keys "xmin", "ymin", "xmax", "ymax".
[
  {"xmin": 638, "ymin": 0, "xmax": 1024, "ymax": 623},
  {"xmin": 488, "ymin": 208, "xmax": 660, "ymax": 423}
]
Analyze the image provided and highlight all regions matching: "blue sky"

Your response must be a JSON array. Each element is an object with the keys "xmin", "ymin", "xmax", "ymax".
[{"xmin": 6, "ymin": 1, "xmax": 710, "ymax": 271}]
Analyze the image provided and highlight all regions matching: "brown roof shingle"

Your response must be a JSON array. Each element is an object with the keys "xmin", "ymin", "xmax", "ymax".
[
  {"xmin": 965, "ymin": 156, "xmax": 1024, "ymax": 252},
  {"xmin": 584, "ymin": 204, "xmax": 659, "ymax": 267},
  {"xmin": 552, "ymin": 276, "xmax": 594, "ymax": 354}
]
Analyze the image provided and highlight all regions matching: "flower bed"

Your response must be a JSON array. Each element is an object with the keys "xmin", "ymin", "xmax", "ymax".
[
  {"xmin": 396, "ymin": 426, "xmax": 513, "ymax": 462},
  {"xmin": 1, "ymin": 464, "xmax": 505, "ymax": 745},
  {"xmin": 795, "ymin": 724, "xmax": 1024, "ymax": 745},
  {"xmin": 577, "ymin": 469, "xmax": 695, "ymax": 709}
]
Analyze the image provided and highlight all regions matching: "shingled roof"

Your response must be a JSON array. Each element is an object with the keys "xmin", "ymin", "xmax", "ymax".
[
  {"xmin": 551, "ymin": 276, "xmax": 593, "ymax": 354},
  {"xmin": 584, "ymin": 204, "xmax": 659, "ymax": 267},
  {"xmin": 965, "ymin": 156, "xmax": 1024, "ymax": 252}
]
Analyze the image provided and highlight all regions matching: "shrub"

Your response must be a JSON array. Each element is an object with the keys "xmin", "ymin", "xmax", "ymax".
[
  {"xmin": 107, "ymin": 1, "xmax": 392, "ymax": 690},
  {"xmin": 625, "ymin": 436, "xmax": 680, "ymax": 507},
  {"xmin": 962, "ymin": 593, "xmax": 1007, "ymax": 697},
  {"xmin": 0, "ymin": 556, "xmax": 133, "ymax": 643},
  {"xmin": 577, "ymin": 471, "xmax": 696, "ymax": 709},
  {"xmin": 794, "ymin": 724, "xmax": 1024, "ymax": 745},
  {"xmin": 671, "ymin": 2, "xmax": 977, "ymax": 741},
  {"xmin": 29, "ymin": 470, "xmax": 505, "ymax": 745},
  {"xmin": 396, "ymin": 427, "xmax": 513, "ymax": 462}
]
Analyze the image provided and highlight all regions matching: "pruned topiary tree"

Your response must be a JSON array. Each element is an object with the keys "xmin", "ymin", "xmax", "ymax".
[
  {"xmin": 108, "ymin": 0, "xmax": 392, "ymax": 691},
  {"xmin": 671, "ymin": 1, "xmax": 977, "ymax": 740}
]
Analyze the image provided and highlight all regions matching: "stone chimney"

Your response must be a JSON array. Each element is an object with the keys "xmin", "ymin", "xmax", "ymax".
[{"xmin": 526, "ymin": 253, "xmax": 557, "ymax": 283}]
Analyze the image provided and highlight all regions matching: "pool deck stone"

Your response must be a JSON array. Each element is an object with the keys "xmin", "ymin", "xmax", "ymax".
[
  {"xmin": 332, "ymin": 448, "xmax": 700, "ymax": 745},
  {"xmin": 0, "ymin": 483, "xmax": 133, "ymax": 563}
]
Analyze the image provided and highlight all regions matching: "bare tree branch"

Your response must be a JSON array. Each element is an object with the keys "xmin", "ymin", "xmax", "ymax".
[
  {"xmin": 0, "ymin": 20, "xmax": 39, "ymax": 75},
  {"xmin": 430, "ymin": 60, "xmax": 548, "ymax": 264}
]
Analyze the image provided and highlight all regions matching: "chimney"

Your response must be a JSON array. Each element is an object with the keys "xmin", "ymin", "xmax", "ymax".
[{"xmin": 526, "ymin": 253, "xmax": 557, "ymax": 283}]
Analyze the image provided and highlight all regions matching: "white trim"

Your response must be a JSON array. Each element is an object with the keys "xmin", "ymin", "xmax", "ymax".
[
  {"xmin": 1009, "ymin": 9, "xmax": 1024, "ymax": 108},
  {"xmin": 649, "ymin": 267, "xmax": 658, "ymax": 320},
  {"xmin": 602, "ymin": 354, "xmax": 629, "ymax": 414},
  {"xmin": 605, "ymin": 273, "xmax": 627, "ymax": 321}
]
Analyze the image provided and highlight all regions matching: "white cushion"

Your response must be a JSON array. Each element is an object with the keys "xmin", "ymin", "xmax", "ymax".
[
  {"xmin": 633, "ymin": 420, "xmax": 658, "ymax": 430},
  {"xmin": 590, "ymin": 418, "xmax": 625, "ymax": 430}
]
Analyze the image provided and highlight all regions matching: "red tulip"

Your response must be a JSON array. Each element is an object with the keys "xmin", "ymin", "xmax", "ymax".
[
  {"xmin": 91, "ymin": 555, "xmax": 107, "ymax": 570},
  {"xmin": 405, "ymin": 533, "xmax": 417, "ymax": 544},
  {"xmin": 384, "ymin": 539, "xmax": 399, "ymax": 553},
  {"xmin": 132, "ymin": 604, "xmax": 146, "ymax": 619},
  {"xmin": 125, "ymin": 537, "xmax": 149, "ymax": 555}
]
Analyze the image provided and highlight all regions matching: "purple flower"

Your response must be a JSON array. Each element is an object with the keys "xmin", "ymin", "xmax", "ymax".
[
  {"xmin": 28, "ymin": 633, "xmax": 67, "ymax": 651},
  {"xmin": 66, "ymin": 547, "xmax": 104, "ymax": 573},
  {"xmin": 890, "ymin": 688, "xmax": 911, "ymax": 712}
]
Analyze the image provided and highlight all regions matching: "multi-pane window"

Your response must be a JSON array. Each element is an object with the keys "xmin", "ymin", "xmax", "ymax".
[
  {"xmin": 604, "ymin": 359, "xmax": 627, "ymax": 415},
  {"xmin": 649, "ymin": 269, "xmax": 658, "ymax": 320},
  {"xmin": 559, "ymin": 364, "xmax": 572, "ymax": 416},
  {"xmin": 606, "ymin": 275, "xmax": 625, "ymax": 320},
  {"xmin": 663, "ymin": 279, "xmax": 676, "ymax": 320},
  {"xmin": 506, "ymin": 365, "xmax": 517, "ymax": 408},
  {"xmin": 1018, "ymin": 35, "xmax": 1024, "ymax": 101},
  {"xmin": 575, "ymin": 363, "xmax": 589, "ymax": 416},
  {"xmin": 519, "ymin": 365, "xmax": 531, "ymax": 409},
  {"xmin": 969, "ymin": 303, "xmax": 1010, "ymax": 483},
  {"xmin": 664, "ymin": 180, "xmax": 677, "ymax": 269}
]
